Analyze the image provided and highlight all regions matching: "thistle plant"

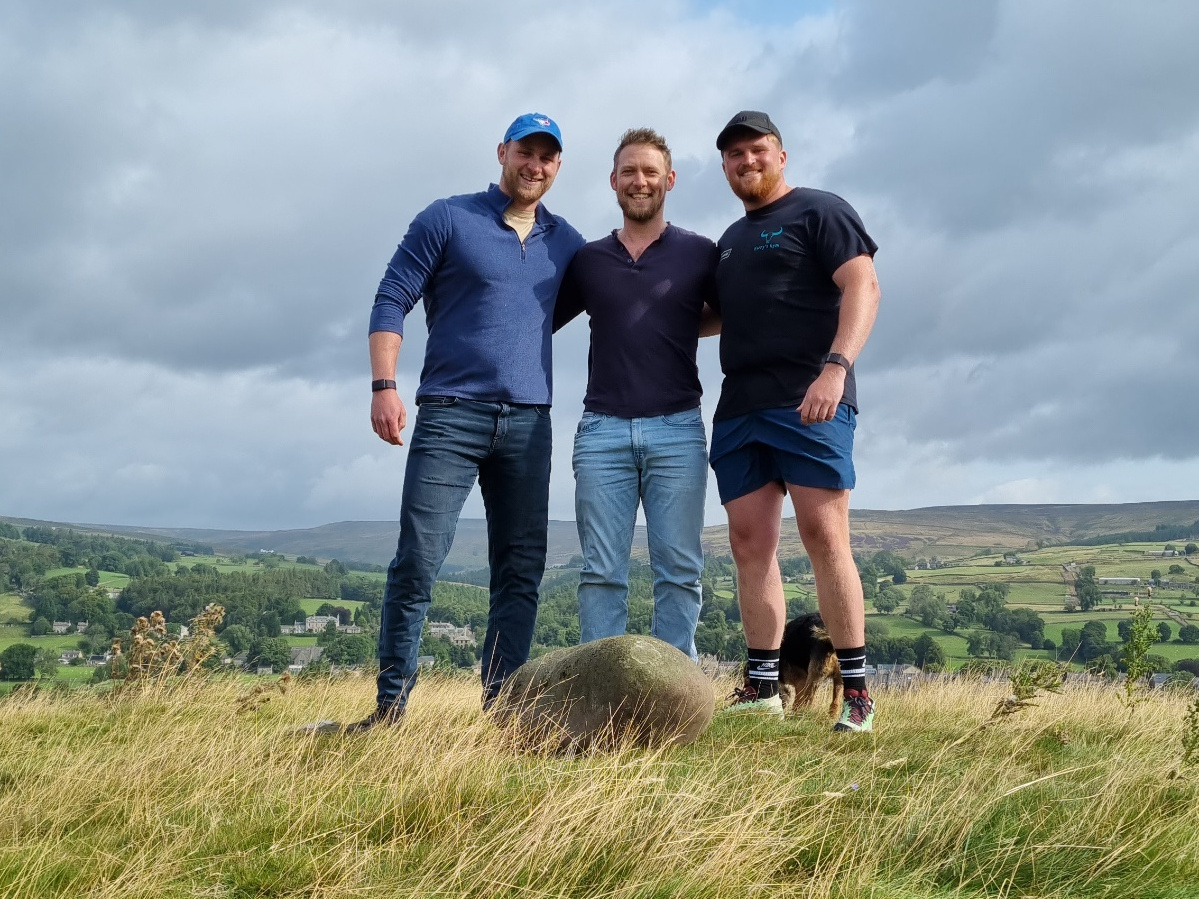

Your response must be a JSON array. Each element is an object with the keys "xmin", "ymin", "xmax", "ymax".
[
  {"xmin": 114, "ymin": 605, "xmax": 225, "ymax": 683},
  {"xmin": 950, "ymin": 658, "xmax": 1065, "ymax": 747},
  {"xmin": 990, "ymin": 658, "xmax": 1067, "ymax": 720}
]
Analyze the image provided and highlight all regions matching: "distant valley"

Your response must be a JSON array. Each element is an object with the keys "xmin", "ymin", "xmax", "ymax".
[{"xmin": 5, "ymin": 499, "xmax": 1199, "ymax": 569}]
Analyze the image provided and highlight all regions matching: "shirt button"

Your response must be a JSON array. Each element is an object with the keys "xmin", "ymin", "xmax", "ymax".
[{"xmin": 627, "ymin": 258, "xmax": 633, "ymax": 264}]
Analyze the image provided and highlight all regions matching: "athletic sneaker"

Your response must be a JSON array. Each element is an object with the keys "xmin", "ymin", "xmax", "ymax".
[
  {"xmin": 343, "ymin": 703, "xmax": 405, "ymax": 734},
  {"xmin": 724, "ymin": 684, "xmax": 784, "ymax": 717},
  {"xmin": 833, "ymin": 688, "xmax": 874, "ymax": 732}
]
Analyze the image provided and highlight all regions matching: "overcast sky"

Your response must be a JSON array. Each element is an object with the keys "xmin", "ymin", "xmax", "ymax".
[{"xmin": 2, "ymin": 0, "xmax": 1197, "ymax": 532}]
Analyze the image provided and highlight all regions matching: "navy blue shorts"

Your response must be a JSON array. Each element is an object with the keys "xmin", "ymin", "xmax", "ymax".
[{"xmin": 709, "ymin": 404, "xmax": 856, "ymax": 505}]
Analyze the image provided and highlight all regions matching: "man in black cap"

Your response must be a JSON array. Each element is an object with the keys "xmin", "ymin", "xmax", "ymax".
[{"xmin": 709, "ymin": 110, "xmax": 881, "ymax": 731}]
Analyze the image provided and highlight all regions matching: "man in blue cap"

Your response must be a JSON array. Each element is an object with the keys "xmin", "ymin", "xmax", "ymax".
[{"xmin": 351, "ymin": 113, "xmax": 585, "ymax": 731}]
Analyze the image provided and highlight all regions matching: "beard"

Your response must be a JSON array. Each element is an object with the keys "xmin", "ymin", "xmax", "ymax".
[
  {"xmin": 501, "ymin": 166, "xmax": 552, "ymax": 205},
  {"xmin": 617, "ymin": 188, "xmax": 666, "ymax": 223},
  {"xmin": 727, "ymin": 164, "xmax": 783, "ymax": 204}
]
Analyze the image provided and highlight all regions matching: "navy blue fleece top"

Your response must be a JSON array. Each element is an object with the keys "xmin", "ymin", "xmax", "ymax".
[{"xmin": 370, "ymin": 184, "xmax": 585, "ymax": 405}]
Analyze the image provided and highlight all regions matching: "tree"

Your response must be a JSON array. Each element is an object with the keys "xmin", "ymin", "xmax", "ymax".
[
  {"xmin": 1177, "ymin": 658, "xmax": 1199, "ymax": 677},
  {"xmin": 0, "ymin": 643, "xmax": 38, "ymax": 680},
  {"xmin": 220, "ymin": 624, "xmax": 255, "ymax": 654},
  {"xmin": 1158, "ymin": 621, "xmax": 1173, "ymax": 643},
  {"xmin": 873, "ymin": 584, "xmax": 903, "ymax": 615},
  {"xmin": 1079, "ymin": 620, "xmax": 1110, "ymax": 660},
  {"xmin": 248, "ymin": 637, "xmax": 292, "ymax": 673},
  {"xmin": 1074, "ymin": 566, "xmax": 1101, "ymax": 611},
  {"xmin": 1179, "ymin": 624, "xmax": 1199, "ymax": 644},
  {"xmin": 1060, "ymin": 627, "xmax": 1082, "ymax": 659},
  {"xmin": 1117, "ymin": 618, "xmax": 1134, "ymax": 642},
  {"xmin": 323, "ymin": 634, "xmax": 374, "ymax": 666},
  {"xmin": 1169, "ymin": 564, "xmax": 1185, "ymax": 575},
  {"xmin": 912, "ymin": 633, "xmax": 946, "ymax": 670},
  {"xmin": 1185, "ymin": 543, "xmax": 1197, "ymax": 556},
  {"xmin": 34, "ymin": 648, "xmax": 59, "ymax": 679},
  {"xmin": 30, "ymin": 617, "xmax": 52, "ymax": 636},
  {"xmin": 907, "ymin": 585, "xmax": 947, "ymax": 628},
  {"xmin": 1150, "ymin": 569, "xmax": 1162, "ymax": 584}
]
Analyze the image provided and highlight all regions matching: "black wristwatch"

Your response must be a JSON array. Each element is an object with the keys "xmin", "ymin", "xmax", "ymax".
[
  {"xmin": 821, "ymin": 353, "xmax": 851, "ymax": 372},
  {"xmin": 371, "ymin": 379, "xmax": 397, "ymax": 392}
]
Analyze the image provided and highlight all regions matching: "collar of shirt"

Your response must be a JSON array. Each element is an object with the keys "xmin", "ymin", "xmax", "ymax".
[{"xmin": 484, "ymin": 183, "xmax": 559, "ymax": 228}]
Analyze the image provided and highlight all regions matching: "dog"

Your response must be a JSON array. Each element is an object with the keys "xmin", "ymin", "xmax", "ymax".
[{"xmin": 778, "ymin": 612, "xmax": 843, "ymax": 717}]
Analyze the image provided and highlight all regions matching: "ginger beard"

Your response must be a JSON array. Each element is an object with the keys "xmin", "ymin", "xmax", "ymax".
[{"xmin": 725, "ymin": 158, "xmax": 784, "ymax": 205}]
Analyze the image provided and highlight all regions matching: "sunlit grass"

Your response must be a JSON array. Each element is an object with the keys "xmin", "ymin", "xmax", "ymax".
[{"xmin": 1, "ymin": 672, "xmax": 1196, "ymax": 898}]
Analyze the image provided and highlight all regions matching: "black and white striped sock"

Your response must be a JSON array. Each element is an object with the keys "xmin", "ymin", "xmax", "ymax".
[
  {"xmin": 836, "ymin": 646, "xmax": 868, "ymax": 693},
  {"xmin": 746, "ymin": 649, "xmax": 781, "ymax": 699}
]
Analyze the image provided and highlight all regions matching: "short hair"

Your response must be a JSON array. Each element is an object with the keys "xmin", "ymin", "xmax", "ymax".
[{"xmin": 612, "ymin": 128, "xmax": 672, "ymax": 174}]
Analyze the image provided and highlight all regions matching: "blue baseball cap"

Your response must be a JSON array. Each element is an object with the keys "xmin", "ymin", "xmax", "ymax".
[{"xmin": 503, "ymin": 113, "xmax": 563, "ymax": 151}]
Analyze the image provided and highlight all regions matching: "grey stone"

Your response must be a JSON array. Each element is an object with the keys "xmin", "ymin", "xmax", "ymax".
[{"xmin": 495, "ymin": 635, "xmax": 715, "ymax": 750}]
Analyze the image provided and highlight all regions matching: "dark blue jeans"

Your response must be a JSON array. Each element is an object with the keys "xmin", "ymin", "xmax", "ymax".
[{"xmin": 376, "ymin": 397, "xmax": 551, "ymax": 710}]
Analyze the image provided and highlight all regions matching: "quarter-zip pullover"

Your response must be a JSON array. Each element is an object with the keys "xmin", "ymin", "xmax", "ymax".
[{"xmin": 371, "ymin": 184, "xmax": 585, "ymax": 405}]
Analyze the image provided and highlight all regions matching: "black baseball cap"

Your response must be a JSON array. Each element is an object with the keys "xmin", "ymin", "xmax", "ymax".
[{"xmin": 715, "ymin": 110, "xmax": 783, "ymax": 151}]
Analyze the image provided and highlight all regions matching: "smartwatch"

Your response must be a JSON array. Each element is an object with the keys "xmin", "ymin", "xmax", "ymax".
[{"xmin": 821, "ymin": 353, "xmax": 851, "ymax": 372}]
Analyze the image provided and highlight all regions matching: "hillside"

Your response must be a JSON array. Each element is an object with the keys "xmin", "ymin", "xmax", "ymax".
[{"xmin": 4, "ymin": 499, "xmax": 1198, "ymax": 568}]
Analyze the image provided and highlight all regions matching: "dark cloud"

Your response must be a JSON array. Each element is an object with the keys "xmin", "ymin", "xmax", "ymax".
[{"xmin": 1, "ymin": 0, "xmax": 1196, "ymax": 530}]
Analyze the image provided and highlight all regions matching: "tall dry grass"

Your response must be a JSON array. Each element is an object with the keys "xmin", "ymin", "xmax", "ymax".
[{"xmin": 1, "ymin": 672, "xmax": 1196, "ymax": 898}]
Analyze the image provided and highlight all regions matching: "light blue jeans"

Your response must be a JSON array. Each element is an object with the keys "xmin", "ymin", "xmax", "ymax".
[{"xmin": 572, "ymin": 407, "xmax": 707, "ymax": 660}]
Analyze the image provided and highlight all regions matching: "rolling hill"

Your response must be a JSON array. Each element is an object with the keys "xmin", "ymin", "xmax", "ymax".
[{"xmin": 5, "ymin": 500, "xmax": 1198, "ymax": 569}]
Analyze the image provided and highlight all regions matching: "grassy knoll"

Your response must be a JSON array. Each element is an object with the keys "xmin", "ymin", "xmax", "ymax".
[
  {"xmin": 297, "ymin": 598, "xmax": 367, "ymax": 616},
  {"xmin": 1, "ymin": 674, "xmax": 1197, "ymax": 898}
]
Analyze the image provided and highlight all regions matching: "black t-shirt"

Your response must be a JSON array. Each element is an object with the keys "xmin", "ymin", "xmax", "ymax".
[
  {"xmin": 712, "ymin": 187, "xmax": 878, "ymax": 421},
  {"xmin": 553, "ymin": 225, "xmax": 718, "ymax": 418}
]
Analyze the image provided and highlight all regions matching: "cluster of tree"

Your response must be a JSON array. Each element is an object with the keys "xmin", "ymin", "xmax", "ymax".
[
  {"xmin": 119, "ymin": 567, "xmax": 340, "ymax": 630},
  {"xmin": 856, "ymin": 551, "xmax": 907, "ymax": 600},
  {"xmin": 864, "ymin": 621, "xmax": 946, "ymax": 669},
  {"xmin": 0, "ymin": 643, "xmax": 64, "ymax": 680},
  {"xmin": 1076, "ymin": 522, "xmax": 1199, "ymax": 547},
  {"xmin": 0, "ymin": 526, "xmax": 215, "ymax": 593}
]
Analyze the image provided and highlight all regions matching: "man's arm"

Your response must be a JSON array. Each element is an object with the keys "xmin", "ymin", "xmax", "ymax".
[
  {"xmin": 797, "ymin": 254, "xmax": 880, "ymax": 425},
  {"xmin": 698, "ymin": 303, "xmax": 722, "ymax": 337},
  {"xmin": 369, "ymin": 331, "xmax": 407, "ymax": 445},
  {"xmin": 551, "ymin": 257, "xmax": 585, "ymax": 333},
  {"xmin": 368, "ymin": 201, "xmax": 453, "ymax": 445}
]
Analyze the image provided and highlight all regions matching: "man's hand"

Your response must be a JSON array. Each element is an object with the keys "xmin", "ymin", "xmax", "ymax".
[
  {"xmin": 797, "ymin": 365, "xmax": 845, "ymax": 425},
  {"xmin": 371, "ymin": 390, "xmax": 407, "ymax": 445}
]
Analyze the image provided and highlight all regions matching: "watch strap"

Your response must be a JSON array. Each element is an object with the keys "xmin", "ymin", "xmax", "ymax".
[
  {"xmin": 371, "ymin": 379, "xmax": 397, "ymax": 392},
  {"xmin": 821, "ymin": 353, "xmax": 851, "ymax": 372}
]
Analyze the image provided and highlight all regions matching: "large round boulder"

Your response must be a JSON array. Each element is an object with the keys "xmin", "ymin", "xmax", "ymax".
[{"xmin": 495, "ymin": 635, "xmax": 714, "ymax": 751}]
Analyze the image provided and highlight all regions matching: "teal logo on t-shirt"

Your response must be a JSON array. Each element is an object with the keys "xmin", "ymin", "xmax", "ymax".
[{"xmin": 754, "ymin": 227, "xmax": 783, "ymax": 251}]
